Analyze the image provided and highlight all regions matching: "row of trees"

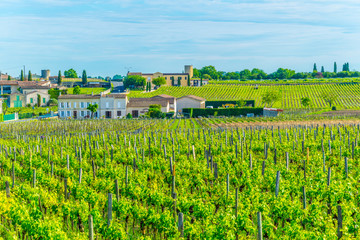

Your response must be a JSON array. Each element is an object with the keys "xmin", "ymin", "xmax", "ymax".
[
  {"xmin": 17, "ymin": 69, "xmax": 88, "ymax": 85},
  {"xmin": 124, "ymin": 76, "xmax": 167, "ymax": 90},
  {"xmin": 193, "ymin": 63, "xmax": 358, "ymax": 80}
]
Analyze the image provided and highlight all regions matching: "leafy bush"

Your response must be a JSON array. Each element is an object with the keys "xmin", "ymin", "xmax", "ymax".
[{"xmin": 183, "ymin": 107, "xmax": 263, "ymax": 117}]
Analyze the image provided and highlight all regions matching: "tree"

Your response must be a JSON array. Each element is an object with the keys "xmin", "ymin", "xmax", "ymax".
[
  {"xmin": 271, "ymin": 68, "xmax": 295, "ymax": 79},
  {"xmin": 28, "ymin": 71, "xmax": 32, "ymax": 81},
  {"xmin": 300, "ymin": 97, "xmax": 311, "ymax": 108},
  {"xmin": 321, "ymin": 91, "xmax": 337, "ymax": 108},
  {"xmin": 152, "ymin": 77, "xmax": 166, "ymax": 87},
  {"xmin": 262, "ymin": 90, "xmax": 281, "ymax": 107},
  {"xmin": 2, "ymin": 101, "xmax": 8, "ymax": 114},
  {"xmin": 202, "ymin": 74, "xmax": 211, "ymax": 80},
  {"xmin": 334, "ymin": 62, "xmax": 337, "ymax": 73},
  {"xmin": 20, "ymin": 70, "xmax": 24, "ymax": 81},
  {"xmin": 124, "ymin": 75, "xmax": 146, "ymax": 90},
  {"xmin": 64, "ymin": 68, "xmax": 78, "ymax": 78},
  {"xmin": 187, "ymin": 76, "xmax": 191, "ymax": 86},
  {"xmin": 321, "ymin": 66, "xmax": 324, "ymax": 73},
  {"xmin": 171, "ymin": 76, "xmax": 175, "ymax": 86},
  {"xmin": 113, "ymin": 75, "xmax": 123, "ymax": 80},
  {"xmin": 147, "ymin": 104, "xmax": 165, "ymax": 118},
  {"xmin": 200, "ymin": 65, "xmax": 220, "ymax": 80},
  {"xmin": 87, "ymin": 103, "xmax": 99, "ymax": 118},
  {"xmin": 236, "ymin": 99, "xmax": 246, "ymax": 107},
  {"xmin": 82, "ymin": 70, "xmax": 87, "ymax": 85},
  {"xmin": 7, "ymin": 75, "xmax": 11, "ymax": 80},
  {"xmin": 313, "ymin": 63, "xmax": 317, "ymax": 72},
  {"xmin": 48, "ymin": 98, "xmax": 58, "ymax": 106},
  {"xmin": 37, "ymin": 94, "xmax": 41, "ymax": 107},
  {"xmin": 126, "ymin": 113, "xmax": 133, "ymax": 119},
  {"xmin": 239, "ymin": 69, "xmax": 251, "ymax": 80},
  {"xmin": 73, "ymin": 86, "xmax": 81, "ymax": 95},
  {"xmin": 58, "ymin": 71, "xmax": 62, "ymax": 85}
]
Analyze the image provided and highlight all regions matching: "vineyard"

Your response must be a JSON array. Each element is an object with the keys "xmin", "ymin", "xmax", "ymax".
[
  {"xmin": 128, "ymin": 83, "xmax": 360, "ymax": 109},
  {"xmin": 1, "ymin": 118, "xmax": 360, "ymax": 239}
]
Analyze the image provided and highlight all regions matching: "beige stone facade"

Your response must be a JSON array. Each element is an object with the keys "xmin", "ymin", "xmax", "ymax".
[
  {"xmin": 128, "ymin": 65, "xmax": 194, "ymax": 89},
  {"xmin": 176, "ymin": 95, "xmax": 206, "ymax": 113}
]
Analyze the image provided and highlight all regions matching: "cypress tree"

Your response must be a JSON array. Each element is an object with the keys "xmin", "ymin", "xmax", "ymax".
[
  {"xmin": 82, "ymin": 70, "xmax": 87, "ymax": 85},
  {"xmin": 321, "ymin": 66, "xmax": 324, "ymax": 73},
  {"xmin": 58, "ymin": 70, "xmax": 62, "ymax": 85},
  {"xmin": 28, "ymin": 71, "xmax": 32, "ymax": 81},
  {"xmin": 8, "ymin": 75, "xmax": 11, "ymax": 80},
  {"xmin": 334, "ymin": 62, "xmax": 337, "ymax": 73},
  {"xmin": 20, "ymin": 70, "xmax": 24, "ymax": 81},
  {"xmin": 313, "ymin": 63, "xmax": 317, "ymax": 72}
]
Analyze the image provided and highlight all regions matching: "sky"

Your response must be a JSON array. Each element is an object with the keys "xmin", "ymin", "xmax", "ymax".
[{"xmin": 0, "ymin": 0, "xmax": 360, "ymax": 78}]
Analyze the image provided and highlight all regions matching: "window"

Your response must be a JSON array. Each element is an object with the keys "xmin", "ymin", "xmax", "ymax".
[
  {"xmin": 3, "ymin": 86, "xmax": 11, "ymax": 94},
  {"xmin": 185, "ymin": 77, "xmax": 187, "ymax": 80},
  {"xmin": 30, "ymin": 98, "xmax": 33, "ymax": 104},
  {"xmin": 66, "ymin": 111, "xmax": 70, "ymax": 117},
  {"xmin": 60, "ymin": 111, "xmax": 64, "ymax": 117},
  {"xmin": 43, "ymin": 98, "xmax": 45, "ymax": 104},
  {"xmin": 80, "ymin": 102, "xmax": 84, "ymax": 108},
  {"xmin": 74, "ymin": 102, "xmax": 77, "ymax": 108},
  {"xmin": 60, "ymin": 102, "xmax": 64, "ymax": 108},
  {"xmin": 106, "ymin": 102, "xmax": 109, "ymax": 108},
  {"xmin": 81, "ymin": 111, "xmax": 84, "ymax": 117},
  {"xmin": 16, "ymin": 96, "xmax": 19, "ymax": 101},
  {"xmin": 117, "ymin": 101, "xmax": 121, "ymax": 108},
  {"xmin": 165, "ymin": 77, "xmax": 167, "ymax": 80},
  {"xmin": 69, "ymin": 102, "xmax": 71, "ymax": 108},
  {"xmin": 117, "ymin": 111, "xmax": 122, "ymax": 117}
]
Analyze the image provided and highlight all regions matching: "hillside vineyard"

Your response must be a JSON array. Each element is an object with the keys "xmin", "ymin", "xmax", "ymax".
[
  {"xmin": 0, "ymin": 119, "xmax": 359, "ymax": 239},
  {"xmin": 128, "ymin": 83, "xmax": 360, "ymax": 109}
]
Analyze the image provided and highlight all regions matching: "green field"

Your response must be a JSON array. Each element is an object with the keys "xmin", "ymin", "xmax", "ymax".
[
  {"xmin": 128, "ymin": 83, "xmax": 360, "ymax": 109},
  {"xmin": 67, "ymin": 87, "xmax": 106, "ymax": 94},
  {"xmin": 1, "ymin": 119, "xmax": 360, "ymax": 239}
]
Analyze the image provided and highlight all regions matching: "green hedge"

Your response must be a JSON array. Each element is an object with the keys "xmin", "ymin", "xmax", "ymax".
[
  {"xmin": 205, "ymin": 100, "xmax": 255, "ymax": 108},
  {"xmin": 0, "ymin": 114, "xmax": 3, "ymax": 122},
  {"xmin": 182, "ymin": 107, "xmax": 263, "ymax": 117},
  {"xmin": 19, "ymin": 112, "xmax": 33, "ymax": 119}
]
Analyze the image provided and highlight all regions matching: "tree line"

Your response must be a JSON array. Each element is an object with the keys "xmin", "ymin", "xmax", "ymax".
[{"xmin": 193, "ymin": 62, "xmax": 359, "ymax": 80}]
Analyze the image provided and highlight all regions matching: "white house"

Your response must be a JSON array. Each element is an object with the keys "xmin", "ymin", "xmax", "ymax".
[
  {"xmin": 99, "ymin": 94, "xmax": 128, "ymax": 119},
  {"xmin": 176, "ymin": 95, "xmax": 206, "ymax": 113},
  {"xmin": 58, "ymin": 93, "xmax": 128, "ymax": 119}
]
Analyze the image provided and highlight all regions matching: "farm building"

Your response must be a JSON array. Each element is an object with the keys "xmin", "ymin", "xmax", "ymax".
[{"xmin": 177, "ymin": 95, "xmax": 206, "ymax": 113}]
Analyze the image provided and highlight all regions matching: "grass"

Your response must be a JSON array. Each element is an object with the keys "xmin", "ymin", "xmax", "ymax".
[
  {"xmin": 67, "ymin": 87, "xmax": 106, "ymax": 94},
  {"xmin": 4, "ymin": 106, "xmax": 58, "ymax": 115}
]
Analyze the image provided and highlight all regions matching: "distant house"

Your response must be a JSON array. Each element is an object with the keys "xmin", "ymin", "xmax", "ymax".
[
  {"xmin": 177, "ymin": 95, "xmax": 206, "ymax": 113},
  {"xmin": 127, "ymin": 65, "xmax": 194, "ymax": 89},
  {"xmin": 0, "ymin": 81, "xmax": 19, "ymax": 95},
  {"xmin": 9, "ymin": 90, "xmax": 50, "ymax": 107},
  {"xmin": 191, "ymin": 79, "xmax": 209, "ymax": 86},
  {"xmin": 127, "ymin": 98, "xmax": 171, "ymax": 118}
]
